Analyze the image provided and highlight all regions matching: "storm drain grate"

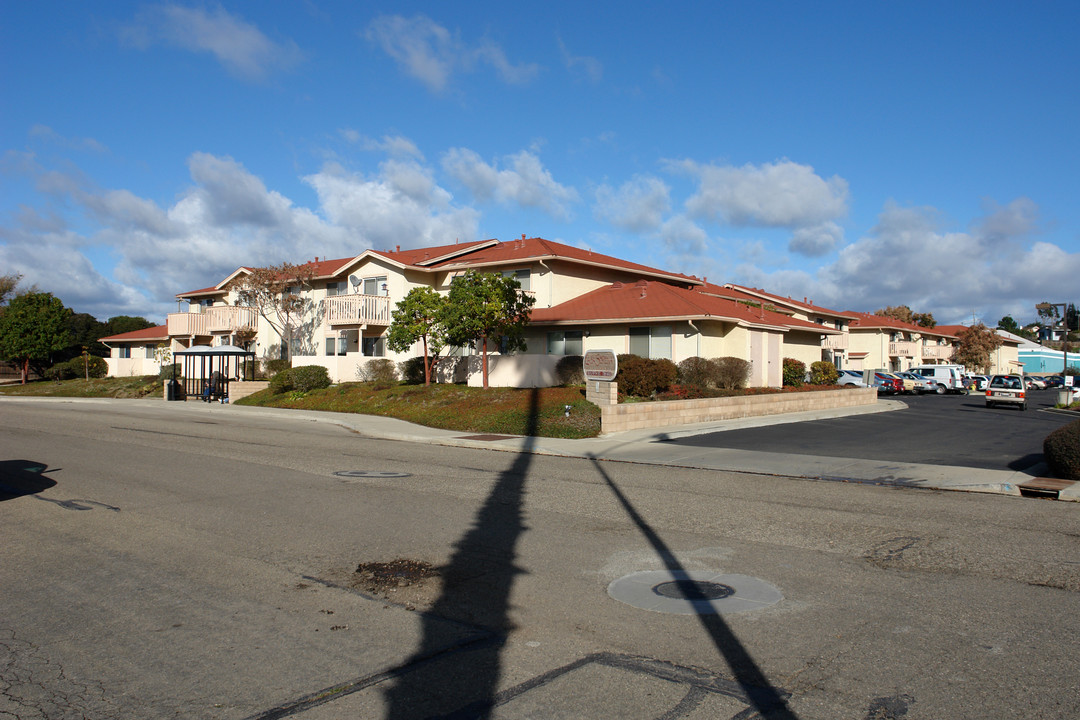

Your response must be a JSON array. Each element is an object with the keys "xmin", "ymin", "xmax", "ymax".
[{"xmin": 653, "ymin": 580, "xmax": 734, "ymax": 600}]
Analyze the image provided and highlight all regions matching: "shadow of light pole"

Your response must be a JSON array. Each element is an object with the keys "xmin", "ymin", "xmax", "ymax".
[
  {"xmin": 588, "ymin": 455, "xmax": 798, "ymax": 720},
  {"xmin": 383, "ymin": 388, "xmax": 540, "ymax": 719}
]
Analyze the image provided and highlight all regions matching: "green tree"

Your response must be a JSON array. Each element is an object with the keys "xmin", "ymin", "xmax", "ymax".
[
  {"xmin": 0, "ymin": 292, "xmax": 73, "ymax": 384},
  {"xmin": 441, "ymin": 271, "xmax": 535, "ymax": 389},
  {"xmin": 950, "ymin": 323, "xmax": 1004, "ymax": 373},
  {"xmin": 0, "ymin": 273, "xmax": 21, "ymax": 306},
  {"xmin": 875, "ymin": 305, "xmax": 936, "ymax": 328},
  {"xmin": 386, "ymin": 287, "xmax": 448, "ymax": 386},
  {"xmin": 106, "ymin": 315, "xmax": 154, "ymax": 337},
  {"xmin": 997, "ymin": 316, "xmax": 1020, "ymax": 334},
  {"xmin": 67, "ymin": 312, "xmax": 109, "ymax": 358}
]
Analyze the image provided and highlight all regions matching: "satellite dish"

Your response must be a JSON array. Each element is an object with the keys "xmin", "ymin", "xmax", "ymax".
[{"xmin": 349, "ymin": 275, "xmax": 361, "ymax": 289}]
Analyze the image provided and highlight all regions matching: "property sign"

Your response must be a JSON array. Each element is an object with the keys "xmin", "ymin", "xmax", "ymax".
[{"xmin": 583, "ymin": 349, "xmax": 618, "ymax": 381}]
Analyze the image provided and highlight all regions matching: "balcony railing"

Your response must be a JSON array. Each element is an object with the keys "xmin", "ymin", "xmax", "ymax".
[
  {"xmin": 822, "ymin": 333, "xmax": 849, "ymax": 350},
  {"xmin": 889, "ymin": 341, "xmax": 917, "ymax": 357},
  {"xmin": 167, "ymin": 306, "xmax": 258, "ymax": 337},
  {"xmin": 920, "ymin": 344, "xmax": 952, "ymax": 359},
  {"xmin": 326, "ymin": 293, "xmax": 392, "ymax": 326}
]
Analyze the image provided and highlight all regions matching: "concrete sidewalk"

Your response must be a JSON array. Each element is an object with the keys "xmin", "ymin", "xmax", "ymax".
[{"xmin": 7, "ymin": 395, "xmax": 1078, "ymax": 501}]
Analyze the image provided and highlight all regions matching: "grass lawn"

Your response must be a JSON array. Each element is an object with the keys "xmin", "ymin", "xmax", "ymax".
[
  {"xmin": 0, "ymin": 376, "xmax": 162, "ymax": 398},
  {"xmin": 237, "ymin": 382, "xmax": 602, "ymax": 438}
]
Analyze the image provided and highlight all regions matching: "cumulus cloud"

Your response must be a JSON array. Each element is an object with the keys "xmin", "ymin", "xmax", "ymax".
[
  {"xmin": 122, "ymin": 4, "xmax": 302, "ymax": 81},
  {"xmin": 594, "ymin": 175, "xmax": 669, "ymax": 232},
  {"xmin": 673, "ymin": 158, "xmax": 849, "ymax": 229},
  {"xmin": 660, "ymin": 215, "xmax": 708, "ymax": 255},
  {"xmin": 442, "ymin": 148, "xmax": 579, "ymax": 219},
  {"xmin": 743, "ymin": 199, "xmax": 1080, "ymax": 325},
  {"xmin": 789, "ymin": 221, "xmax": 843, "ymax": 257},
  {"xmin": 365, "ymin": 14, "xmax": 539, "ymax": 93}
]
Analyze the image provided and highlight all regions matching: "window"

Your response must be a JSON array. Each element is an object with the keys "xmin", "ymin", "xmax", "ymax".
[
  {"xmin": 118, "ymin": 346, "xmax": 131, "ymax": 359},
  {"xmin": 501, "ymin": 269, "xmax": 531, "ymax": 292},
  {"xmin": 144, "ymin": 344, "xmax": 155, "ymax": 359},
  {"xmin": 546, "ymin": 330, "xmax": 583, "ymax": 355},
  {"xmin": 629, "ymin": 326, "xmax": 672, "ymax": 359},
  {"xmin": 363, "ymin": 276, "xmax": 388, "ymax": 296},
  {"xmin": 326, "ymin": 281, "xmax": 347, "ymax": 297},
  {"xmin": 362, "ymin": 336, "xmax": 385, "ymax": 357}
]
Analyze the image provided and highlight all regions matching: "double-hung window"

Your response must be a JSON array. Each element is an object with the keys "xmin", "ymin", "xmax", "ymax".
[
  {"xmin": 501, "ymin": 269, "xmax": 531, "ymax": 292},
  {"xmin": 363, "ymin": 276, "xmax": 388, "ymax": 296},
  {"xmin": 326, "ymin": 281, "xmax": 347, "ymax": 297},
  {"xmin": 546, "ymin": 330, "xmax": 583, "ymax": 355},
  {"xmin": 118, "ymin": 346, "xmax": 131, "ymax": 359}
]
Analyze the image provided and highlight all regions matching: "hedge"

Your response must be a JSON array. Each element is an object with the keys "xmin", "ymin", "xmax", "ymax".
[
  {"xmin": 616, "ymin": 354, "xmax": 678, "ymax": 397},
  {"xmin": 555, "ymin": 355, "xmax": 585, "ymax": 386},
  {"xmin": 782, "ymin": 358, "xmax": 806, "ymax": 387},
  {"xmin": 1044, "ymin": 419, "xmax": 1080, "ymax": 480}
]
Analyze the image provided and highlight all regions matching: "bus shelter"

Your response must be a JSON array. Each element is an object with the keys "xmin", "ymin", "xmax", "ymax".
[{"xmin": 173, "ymin": 345, "xmax": 256, "ymax": 401}]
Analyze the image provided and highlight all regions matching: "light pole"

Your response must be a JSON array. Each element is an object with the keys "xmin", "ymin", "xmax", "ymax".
[{"xmin": 1036, "ymin": 302, "xmax": 1070, "ymax": 376}]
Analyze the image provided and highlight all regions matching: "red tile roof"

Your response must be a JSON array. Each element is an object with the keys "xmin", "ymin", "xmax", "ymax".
[
  {"xmin": 715, "ymin": 283, "xmax": 856, "ymax": 319},
  {"xmin": 99, "ymin": 325, "xmax": 169, "ymax": 342},
  {"xmin": 531, "ymin": 280, "xmax": 840, "ymax": 334},
  {"xmin": 846, "ymin": 312, "xmax": 958, "ymax": 338}
]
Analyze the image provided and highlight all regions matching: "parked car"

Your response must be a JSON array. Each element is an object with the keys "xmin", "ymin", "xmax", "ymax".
[
  {"xmin": 1044, "ymin": 375, "xmax": 1064, "ymax": 388},
  {"xmin": 910, "ymin": 364, "xmax": 966, "ymax": 394},
  {"xmin": 1024, "ymin": 376, "xmax": 1046, "ymax": 390},
  {"xmin": 966, "ymin": 374, "xmax": 988, "ymax": 391},
  {"xmin": 898, "ymin": 371, "xmax": 934, "ymax": 393},
  {"xmin": 985, "ymin": 374, "xmax": 1026, "ymax": 410},
  {"xmin": 871, "ymin": 372, "xmax": 903, "ymax": 394},
  {"xmin": 836, "ymin": 369, "xmax": 867, "ymax": 387}
]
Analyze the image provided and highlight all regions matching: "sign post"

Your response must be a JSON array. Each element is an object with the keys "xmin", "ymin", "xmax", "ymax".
[{"xmin": 583, "ymin": 350, "xmax": 618, "ymax": 406}]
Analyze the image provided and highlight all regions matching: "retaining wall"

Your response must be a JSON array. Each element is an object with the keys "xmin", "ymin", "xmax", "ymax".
[{"xmin": 600, "ymin": 387, "xmax": 877, "ymax": 434}]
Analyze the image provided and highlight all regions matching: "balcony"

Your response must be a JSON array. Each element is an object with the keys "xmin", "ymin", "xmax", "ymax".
[
  {"xmin": 822, "ymin": 333, "xmax": 849, "ymax": 350},
  {"xmin": 889, "ymin": 341, "xmax": 917, "ymax": 357},
  {"xmin": 920, "ymin": 344, "xmax": 952, "ymax": 360},
  {"xmin": 167, "ymin": 306, "xmax": 258, "ymax": 337},
  {"xmin": 325, "ymin": 293, "xmax": 392, "ymax": 327}
]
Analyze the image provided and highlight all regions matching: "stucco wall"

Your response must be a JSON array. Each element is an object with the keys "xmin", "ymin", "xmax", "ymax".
[{"xmin": 600, "ymin": 387, "xmax": 877, "ymax": 434}]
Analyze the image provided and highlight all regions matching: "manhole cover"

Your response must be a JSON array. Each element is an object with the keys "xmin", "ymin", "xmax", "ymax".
[
  {"xmin": 653, "ymin": 580, "xmax": 734, "ymax": 600},
  {"xmin": 333, "ymin": 471, "xmax": 412, "ymax": 478},
  {"xmin": 608, "ymin": 570, "xmax": 782, "ymax": 615}
]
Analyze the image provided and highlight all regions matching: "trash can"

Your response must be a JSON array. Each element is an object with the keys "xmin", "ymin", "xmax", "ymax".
[
  {"xmin": 1060, "ymin": 390, "xmax": 1073, "ymax": 406},
  {"xmin": 166, "ymin": 378, "xmax": 182, "ymax": 401}
]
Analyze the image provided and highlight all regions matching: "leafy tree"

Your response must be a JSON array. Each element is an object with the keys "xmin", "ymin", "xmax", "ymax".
[
  {"xmin": 231, "ymin": 262, "xmax": 316, "ymax": 361},
  {"xmin": 1036, "ymin": 301, "xmax": 1060, "ymax": 322},
  {"xmin": 106, "ymin": 315, "xmax": 154, "ymax": 336},
  {"xmin": 0, "ymin": 292, "xmax": 73, "ymax": 384},
  {"xmin": 874, "ymin": 305, "xmax": 936, "ymax": 328},
  {"xmin": 0, "ymin": 273, "xmax": 21, "ymax": 306},
  {"xmin": 387, "ymin": 287, "xmax": 448, "ymax": 386},
  {"xmin": 950, "ymin": 323, "xmax": 1004, "ymax": 373},
  {"xmin": 441, "ymin": 271, "xmax": 535, "ymax": 389},
  {"xmin": 997, "ymin": 316, "xmax": 1020, "ymax": 333},
  {"xmin": 67, "ymin": 312, "xmax": 109, "ymax": 358}
]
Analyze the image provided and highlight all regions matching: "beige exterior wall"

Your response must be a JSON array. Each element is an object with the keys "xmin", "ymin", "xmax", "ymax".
[
  {"xmin": 105, "ymin": 344, "xmax": 165, "ymax": 378},
  {"xmin": 782, "ymin": 332, "xmax": 826, "ymax": 368}
]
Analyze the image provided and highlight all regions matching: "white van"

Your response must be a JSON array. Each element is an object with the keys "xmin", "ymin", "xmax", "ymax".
[{"xmin": 910, "ymin": 364, "xmax": 966, "ymax": 394}]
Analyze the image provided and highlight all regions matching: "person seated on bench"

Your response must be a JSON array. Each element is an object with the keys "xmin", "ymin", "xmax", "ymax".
[{"xmin": 202, "ymin": 370, "xmax": 224, "ymax": 402}]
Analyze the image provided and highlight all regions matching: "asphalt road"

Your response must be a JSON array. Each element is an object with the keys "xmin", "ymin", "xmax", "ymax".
[
  {"xmin": 669, "ymin": 389, "xmax": 1074, "ymax": 471},
  {"xmin": 2, "ymin": 399, "xmax": 1078, "ymax": 719}
]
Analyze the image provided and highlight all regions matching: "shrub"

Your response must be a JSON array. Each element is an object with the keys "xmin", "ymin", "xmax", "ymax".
[
  {"xmin": 1044, "ymin": 419, "xmax": 1080, "ymax": 480},
  {"xmin": 290, "ymin": 365, "xmax": 331, "ymax": 393},
  {"xmin": 555, "ymin": 355, "xmax": 585, "ymax": 386},
  {"xmin": 359, "ymin": 358, "xmax": 398, "ymax": 384},
  {"xmin": 714, "ymin": 357, "xmax": 751, "ymax": 389},
  {"xmin": 678, "ymin": 356, "xmax": 719, "ymax": 388},
  {"xmin": 399, "ymin": 356, "xmax": 427, "ymax": 385},
  {"xmin": 263, "ymin": 358, "xmax": 290, "ymax": 377},
  {"xmin": 782, "ymin": 358, "xmax": 806, "ymax": 387},
  {"xmin": 269, "ymin": 369, "xmax": 294, "ymax": 394},
  {"xmin": 616, "ymin": 355, "xmax": 678, "ymax": 397},
  {"xmin": 158, "ymin": 362, "xmax": 182, "ymax": 380},
  {"xmin": 47, "ymin": 356, "xmax": 108, "ymax": 380},
  {"xmin": 809, "ymin": 361, "xmax": 839, "ymax": 386}
]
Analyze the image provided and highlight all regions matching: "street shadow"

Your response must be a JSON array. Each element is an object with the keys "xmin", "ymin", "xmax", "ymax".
[
  {"xmin": 1008, "ymin": 453, "xmax": 1044, "ymax": 472},
  {"xmin": 382, "ymin": 388, "xmax": 540, "ymax": 719},
  {"xmin": 587, "ymin": 455, "xmax": 798, "ymax": 720},
  {"xmin": 0, "ymin": 459, "xmax": 57, "ymax": 501}
]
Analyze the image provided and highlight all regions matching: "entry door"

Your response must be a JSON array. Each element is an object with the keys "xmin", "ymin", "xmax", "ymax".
[{"xmin": 767, "ymin": 333, "xmax": 781, "ymax": 386}]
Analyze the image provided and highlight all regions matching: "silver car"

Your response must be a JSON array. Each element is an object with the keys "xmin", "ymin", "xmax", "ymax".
[
  {"xmin": 985, "ymin": 374, "xmax": 1026, "ymax": 410},
  {"xmin": 836, "ymin": 369, "xmax": 867, "ymax": 387}
]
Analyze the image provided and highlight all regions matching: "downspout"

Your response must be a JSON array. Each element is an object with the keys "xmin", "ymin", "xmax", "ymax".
[
  {"xmin": 688, "ymin": 319, "xmax": 700, "ymax": 357},
  {"xmin": 538, "ymin": 258, "xmax": 551, "ymax": 307}
]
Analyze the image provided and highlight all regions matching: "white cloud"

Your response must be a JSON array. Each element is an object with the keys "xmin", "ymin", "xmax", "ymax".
[
  {"xmin": 789, "ymin": 221, "xmax": 843, "ymax": 257},
  {"xmin": 365, "ymin": 14, "xmax": 539, "ymax": 93},
  {"xmin": 594, "ymin": 175, "xmax": 669, "ymax": 232},
  {"xmin": 557, "ymin": 37, "xmax": 602, "ymax": 83},
  {"xmin": 660, "ymin": 215, "xmax": 707, "ymax": 255},
  {"xmin": 674, "ymin": 159, "xmax": 849, "ymax": 229},
  {"xmin": 442, "ymin": 148, "xmax": 579, "ymax": 219},
  {"xmin": 338, "ymin": 131, "xmax": 424, "ymax": 160},
  {"xmin": 123, "ymin": 4, "xmax": 302, "ymax": 81}
]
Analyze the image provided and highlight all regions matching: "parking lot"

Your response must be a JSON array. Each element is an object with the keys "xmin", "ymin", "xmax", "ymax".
[{"xmin": 669, "ymin": 387, "xmax": 1076, "ymax": 472}]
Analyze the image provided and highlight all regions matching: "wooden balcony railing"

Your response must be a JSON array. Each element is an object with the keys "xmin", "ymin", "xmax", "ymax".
[
  {"xmin": 822, "ymin": 333, "xmax": 849, "ymax": 350},
  {"xmin": 920, "ymin": 344, "xmax": 952, "ymax": 359},
  {"xmin": 325, "ymin": 294, "xmax": 392, "ymax": 326},
  {"xmin": 889, "ymin": 341, "xmax": 917, "ymax": 357},
  {"xmin": 167, "ymin": 306, "xmax": 258, "ymax": 337}
]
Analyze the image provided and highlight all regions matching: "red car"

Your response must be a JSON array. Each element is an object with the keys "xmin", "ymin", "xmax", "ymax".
[{"xmin": 872, "ymin": 372, "xmax": 903, "ymax": 394}]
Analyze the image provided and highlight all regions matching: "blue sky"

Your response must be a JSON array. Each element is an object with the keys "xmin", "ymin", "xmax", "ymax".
[{"xmin": 3, "ymin": 1, "xmax": 1079, "ymax": 326}]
